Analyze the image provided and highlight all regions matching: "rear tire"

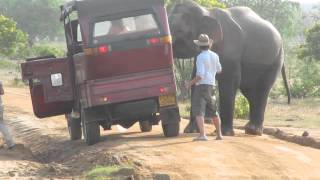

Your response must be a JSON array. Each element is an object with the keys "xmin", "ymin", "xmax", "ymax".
[
  {"xmin": 160, "ymin": 107, "xmax": 180, "ymax": 137},
  {"xmin": 81, "ymin": 108, "xmax": 100, "ymax": 145},
  {"xmin": 139, "ymin": 121, "xmax": 152, "ymax": 132},
  {"xmin": 66, "ymin": 114, "xmax": 82, "ymax": 140},
  {"xmin": 162, "ymin": 122, "xmax": 180, "ymax": 137}
]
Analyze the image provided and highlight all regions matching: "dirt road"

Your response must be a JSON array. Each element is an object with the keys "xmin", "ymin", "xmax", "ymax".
[{"xmin": 1, "ymin": 87, "xmax": 320, "ymax": 179}]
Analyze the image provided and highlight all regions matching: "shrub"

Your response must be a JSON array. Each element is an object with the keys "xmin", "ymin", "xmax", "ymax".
[
  {"xmin": 85, "ymin": 166, "xmax": 120, "ymax": 180},
  {"xmin": 290, "ymin": 60, "xmax": 320, "ymax": 98},
  {"xmin": 30, "ymin": 45, "xmax": 65, "ymax": 58},
  {"xmin": 0, "ymin": 59, "xmax": 16, "ymax": 69},
  {"xmin": 234, "ymin": 93, "xmax": 249, "ymax": 119}
]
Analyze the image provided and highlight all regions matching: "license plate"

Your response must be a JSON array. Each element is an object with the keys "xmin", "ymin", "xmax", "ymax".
[{"xmin": 159, "ymin": 94, "xmax": 176, "ymax": 107}]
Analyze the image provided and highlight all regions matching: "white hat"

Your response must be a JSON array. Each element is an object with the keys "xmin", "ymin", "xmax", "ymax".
[{"xmin": 193, "ymin": 34, "xmax": 213, "ymax": 46}]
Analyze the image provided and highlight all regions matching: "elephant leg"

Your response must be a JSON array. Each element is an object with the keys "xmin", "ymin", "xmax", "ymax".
[
  {"xmin": 240, "ymin": 88, "xmax": 260, "ymax": 134},
  {"xmin": 218, "ymin": 65, "xmax": 240, "ymax": 136},
  {"xmin": 244, "ymin": 65, "xmax": 280, "ymax": 135},
  {"xmin": 244, "ymin": 88, "xmax": 269, "ymax": 135},
  {"xmin": 241, "ymin": 87, "xmax": 264, "ymax": 135},
  {"xmin": 219, "ymin": 84, "xmax": 237, "ymax": 136},
  {"xmin": 184, "ymin": 84, "xmax": 200, "ymax": 133},
  {"xmin": 183, "ymin": 116, "xmax": 199, "ymax": 133},
  {"xmin": 184, "ymin": 57, "xmax": 200, "ymax": 133}
]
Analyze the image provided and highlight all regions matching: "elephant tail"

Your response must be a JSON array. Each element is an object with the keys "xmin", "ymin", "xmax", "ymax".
[{"xmin": 281, "ymin": 62, "xmax": 291, "ymax": 104}]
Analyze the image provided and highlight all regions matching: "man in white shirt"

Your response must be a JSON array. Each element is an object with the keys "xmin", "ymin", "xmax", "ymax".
[{"xmin": 185, "ymin": 34, "xmax": 223, "ymax": 141}]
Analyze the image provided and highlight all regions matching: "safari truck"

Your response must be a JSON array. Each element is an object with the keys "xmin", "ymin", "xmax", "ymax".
[{"xmin": 21, "ymin": 0, "xmax": 180, "ymax": 145}]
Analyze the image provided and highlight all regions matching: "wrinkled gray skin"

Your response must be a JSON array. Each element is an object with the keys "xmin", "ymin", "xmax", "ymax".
[{"xmin": 169, "ymin": 1, "xmax": 291, "ymax": 136}]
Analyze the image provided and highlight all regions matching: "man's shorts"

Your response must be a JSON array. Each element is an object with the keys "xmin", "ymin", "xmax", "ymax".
[{"xmin": 191, "ymin": 84, "xmax": 218, "ymax": 118}]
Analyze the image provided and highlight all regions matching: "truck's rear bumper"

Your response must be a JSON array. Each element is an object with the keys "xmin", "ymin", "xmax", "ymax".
[{"xmin": 80, "ymin": 68, "xmax": 176, "ymax": 108}]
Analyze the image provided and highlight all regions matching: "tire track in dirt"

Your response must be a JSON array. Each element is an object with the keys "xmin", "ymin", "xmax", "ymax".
[{"xmin": 2, "ymin": 87, "xmax": 129, "ymax": 177}]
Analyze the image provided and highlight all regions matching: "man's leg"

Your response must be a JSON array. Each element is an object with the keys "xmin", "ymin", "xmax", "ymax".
[
  {"xmin": 0, "ymin": 122, "xmax": 15, "ymax": 148},
  {"xmin": 213, "ymin": 115, "xmax": 223, "ymax": 140},
  {"xmin": 196, "ymin": 115, "xmax": 205, "ymax": 137},
  {"xmin": 0, "ymin": 96, "xmax": 15, "ymax": 148}
]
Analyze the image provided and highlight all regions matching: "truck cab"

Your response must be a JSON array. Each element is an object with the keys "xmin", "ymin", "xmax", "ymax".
[{"xmin": 21, "ymin": 0, "xmax": 180, "ymax": 145}]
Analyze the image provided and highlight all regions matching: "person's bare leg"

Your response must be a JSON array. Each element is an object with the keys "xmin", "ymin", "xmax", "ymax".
[
  {"xmin": 213, "ymin": 116, "xmax": 223, "ymax": 140},
  {"xmin": 196, "ymin": 115, "xmax": 206, "ymax": 137},
  {"xmin": 0, "ymin": 123, "xmax": 15, "ymax": 148}
]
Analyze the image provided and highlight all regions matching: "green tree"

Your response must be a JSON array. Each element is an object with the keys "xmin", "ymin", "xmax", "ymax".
[
  {"xmin": 298, "ymin": 23, "xmax": 320, "ymax": 61},
  {"xmin": 0, "ymin": 15, "xmax": 28, "ymax": 58},
  {"xmin": 287, "ymin": 22, "xmax": 320, "ymax": 98},
  {"xmin": 166, "ymin": 0, "xmax": 225, "ymax": 8},
  {"xmin": 221, "ymin": 0, "xmax": 302, "ymax": 41},
  {"xmin": 0, "ymin": 0, "xmax": 64, "ymax": 45},
  {"xmin": 290, "ymin": 60, "xmax": 320, "ymax": 98}
]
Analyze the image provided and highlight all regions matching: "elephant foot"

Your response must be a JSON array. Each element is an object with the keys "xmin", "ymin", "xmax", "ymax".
[
  {"xmin": 183, "ymin": 121, "xmax": 199, "ymax": 133},
  {"xmin": 221, "ymin": 128, "xmax": 235, "ymax": 136},
  {"xmin": 244, "ymin": 122, "xmax": 263, "ymax": 136}
]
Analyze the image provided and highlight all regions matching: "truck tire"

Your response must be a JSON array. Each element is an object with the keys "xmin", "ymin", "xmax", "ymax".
[
  {"xmin": 66, "ymin": 114, "xmax": 82, "ymax": 140},
  {"xmin": 139, "ymin": 121, "xmax": 152, "ymax": 132},
  {"xmin": 160, "ymin": 107, "xmax": 180, "ymax": 137},
  {"xmin": 81, "ymin": 108, "xmax": 100, "ymax": 145},
  {"xmin": 162, "ymin": 122, "xmax": 180, "ymax": 137}
]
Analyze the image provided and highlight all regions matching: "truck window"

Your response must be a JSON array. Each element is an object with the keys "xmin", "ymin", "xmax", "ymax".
[{"xmin": 93, "ymin": 14, "xmax": 160, "ymax": 44}]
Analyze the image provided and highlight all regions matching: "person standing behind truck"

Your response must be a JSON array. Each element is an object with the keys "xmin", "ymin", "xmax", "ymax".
[
  {"xmin": 185, "ymin": 34, "xmax": 223, "ymax": 141},
  {"xmin": 0, "ymin": 81, "xmax": 15, "ymax": 149}
]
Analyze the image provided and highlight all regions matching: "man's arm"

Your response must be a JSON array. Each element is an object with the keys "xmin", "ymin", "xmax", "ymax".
[
  {"xmin": 186, "ymin": 57, "xmax": 204, "ymax": 89},
  {"xmin": 216, "ymin": 55, "xmax": 222, "ymax": 74},
  {"xmin": 186, "ymin": 75, "xmax": 202, "ymax": 89}
]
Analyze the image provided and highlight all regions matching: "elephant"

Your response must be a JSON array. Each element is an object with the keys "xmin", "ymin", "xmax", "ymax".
[{"xmin": 168, "ymin": 0, "xmax": 291, "ymax": 136}]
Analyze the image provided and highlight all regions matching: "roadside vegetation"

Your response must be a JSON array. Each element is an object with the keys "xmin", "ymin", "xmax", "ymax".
[
  {"xmin": 85, "ymin": 166, "xmax": 136, "ymax": 180},
  {"xmin": 85, "ymin": 166, "xmax": 121, "ymax": 180}
]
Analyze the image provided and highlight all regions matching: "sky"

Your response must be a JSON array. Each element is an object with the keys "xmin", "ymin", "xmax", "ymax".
[{"xmin": 290, "ymin": 0, "xmax": 320, "ymax": 3}]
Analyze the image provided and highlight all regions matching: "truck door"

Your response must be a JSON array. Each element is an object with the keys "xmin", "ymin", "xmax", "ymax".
[{"xmin": 21, "ymin": 57, "xmax": 74, "ymax": 118}]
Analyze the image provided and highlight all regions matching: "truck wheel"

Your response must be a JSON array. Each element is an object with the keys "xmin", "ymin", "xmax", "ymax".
[
  {"xmin": 162, "ymin": 122, "xmax": 180, "ymax": 137},
  {"xmin": 139, "ymin": 121, "xmax": 152, "ymax": 132},
  {"xmin": 81, "ymin": 108, "xmax": 100, "ymax": 145},
  {"xmin": 66, "ymin": 114, "xmax": 82, "ymax": 140},
  {"xmin": 160, "ymin": 107, "xmax": 180, "ymax": 137}
]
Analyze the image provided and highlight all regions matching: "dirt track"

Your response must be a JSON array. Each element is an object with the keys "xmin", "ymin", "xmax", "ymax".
[{"xmin": 1, "ymin": 87, "xmax": 320, "ymax": 179}]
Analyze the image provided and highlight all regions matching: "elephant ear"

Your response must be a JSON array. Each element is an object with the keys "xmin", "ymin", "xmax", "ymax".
[{"xmin": 199, "ymin": 16, "xmax": 223, "ymax": 44}]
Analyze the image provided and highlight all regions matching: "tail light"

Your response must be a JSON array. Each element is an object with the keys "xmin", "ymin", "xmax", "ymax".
[
  {"xmin": 159, "ymin": 87, "xmax": 168, "ymax": 94},
  {"xmin": 148, "ymin": 37, "xmax": 161, "ymax": 45},
  {"xmin": 147, "ymin": 35, "xmax": 172, "ymax": 46},
  {"xmin": 98, "ymin": 45, "xmax": 109, "ymax": 54},
  {"xmin": 84, "ymin": 45, "xmax": 111, "ymax": 56}
]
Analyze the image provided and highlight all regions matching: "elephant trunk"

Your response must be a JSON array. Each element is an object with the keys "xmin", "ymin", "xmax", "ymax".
[{"xmin": 281, "ymin": 63, "xmax": 291, "ymax": 104}]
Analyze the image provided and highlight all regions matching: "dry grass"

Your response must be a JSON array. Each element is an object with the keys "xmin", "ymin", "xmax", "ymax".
[
  {"xmin": 0, "ymin": 59, "xmax": 23, "ymax": 86},
  {"xmin": 264, "ymin": 98, "xmax": 320, "ymax": 128},
  {"xmin": 178, "ymin": 100, "xmax": 191, "ymax": 119},
  {"xmin": 179, "ymin": 98, "xmax": 320, "ymax": 129}
]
